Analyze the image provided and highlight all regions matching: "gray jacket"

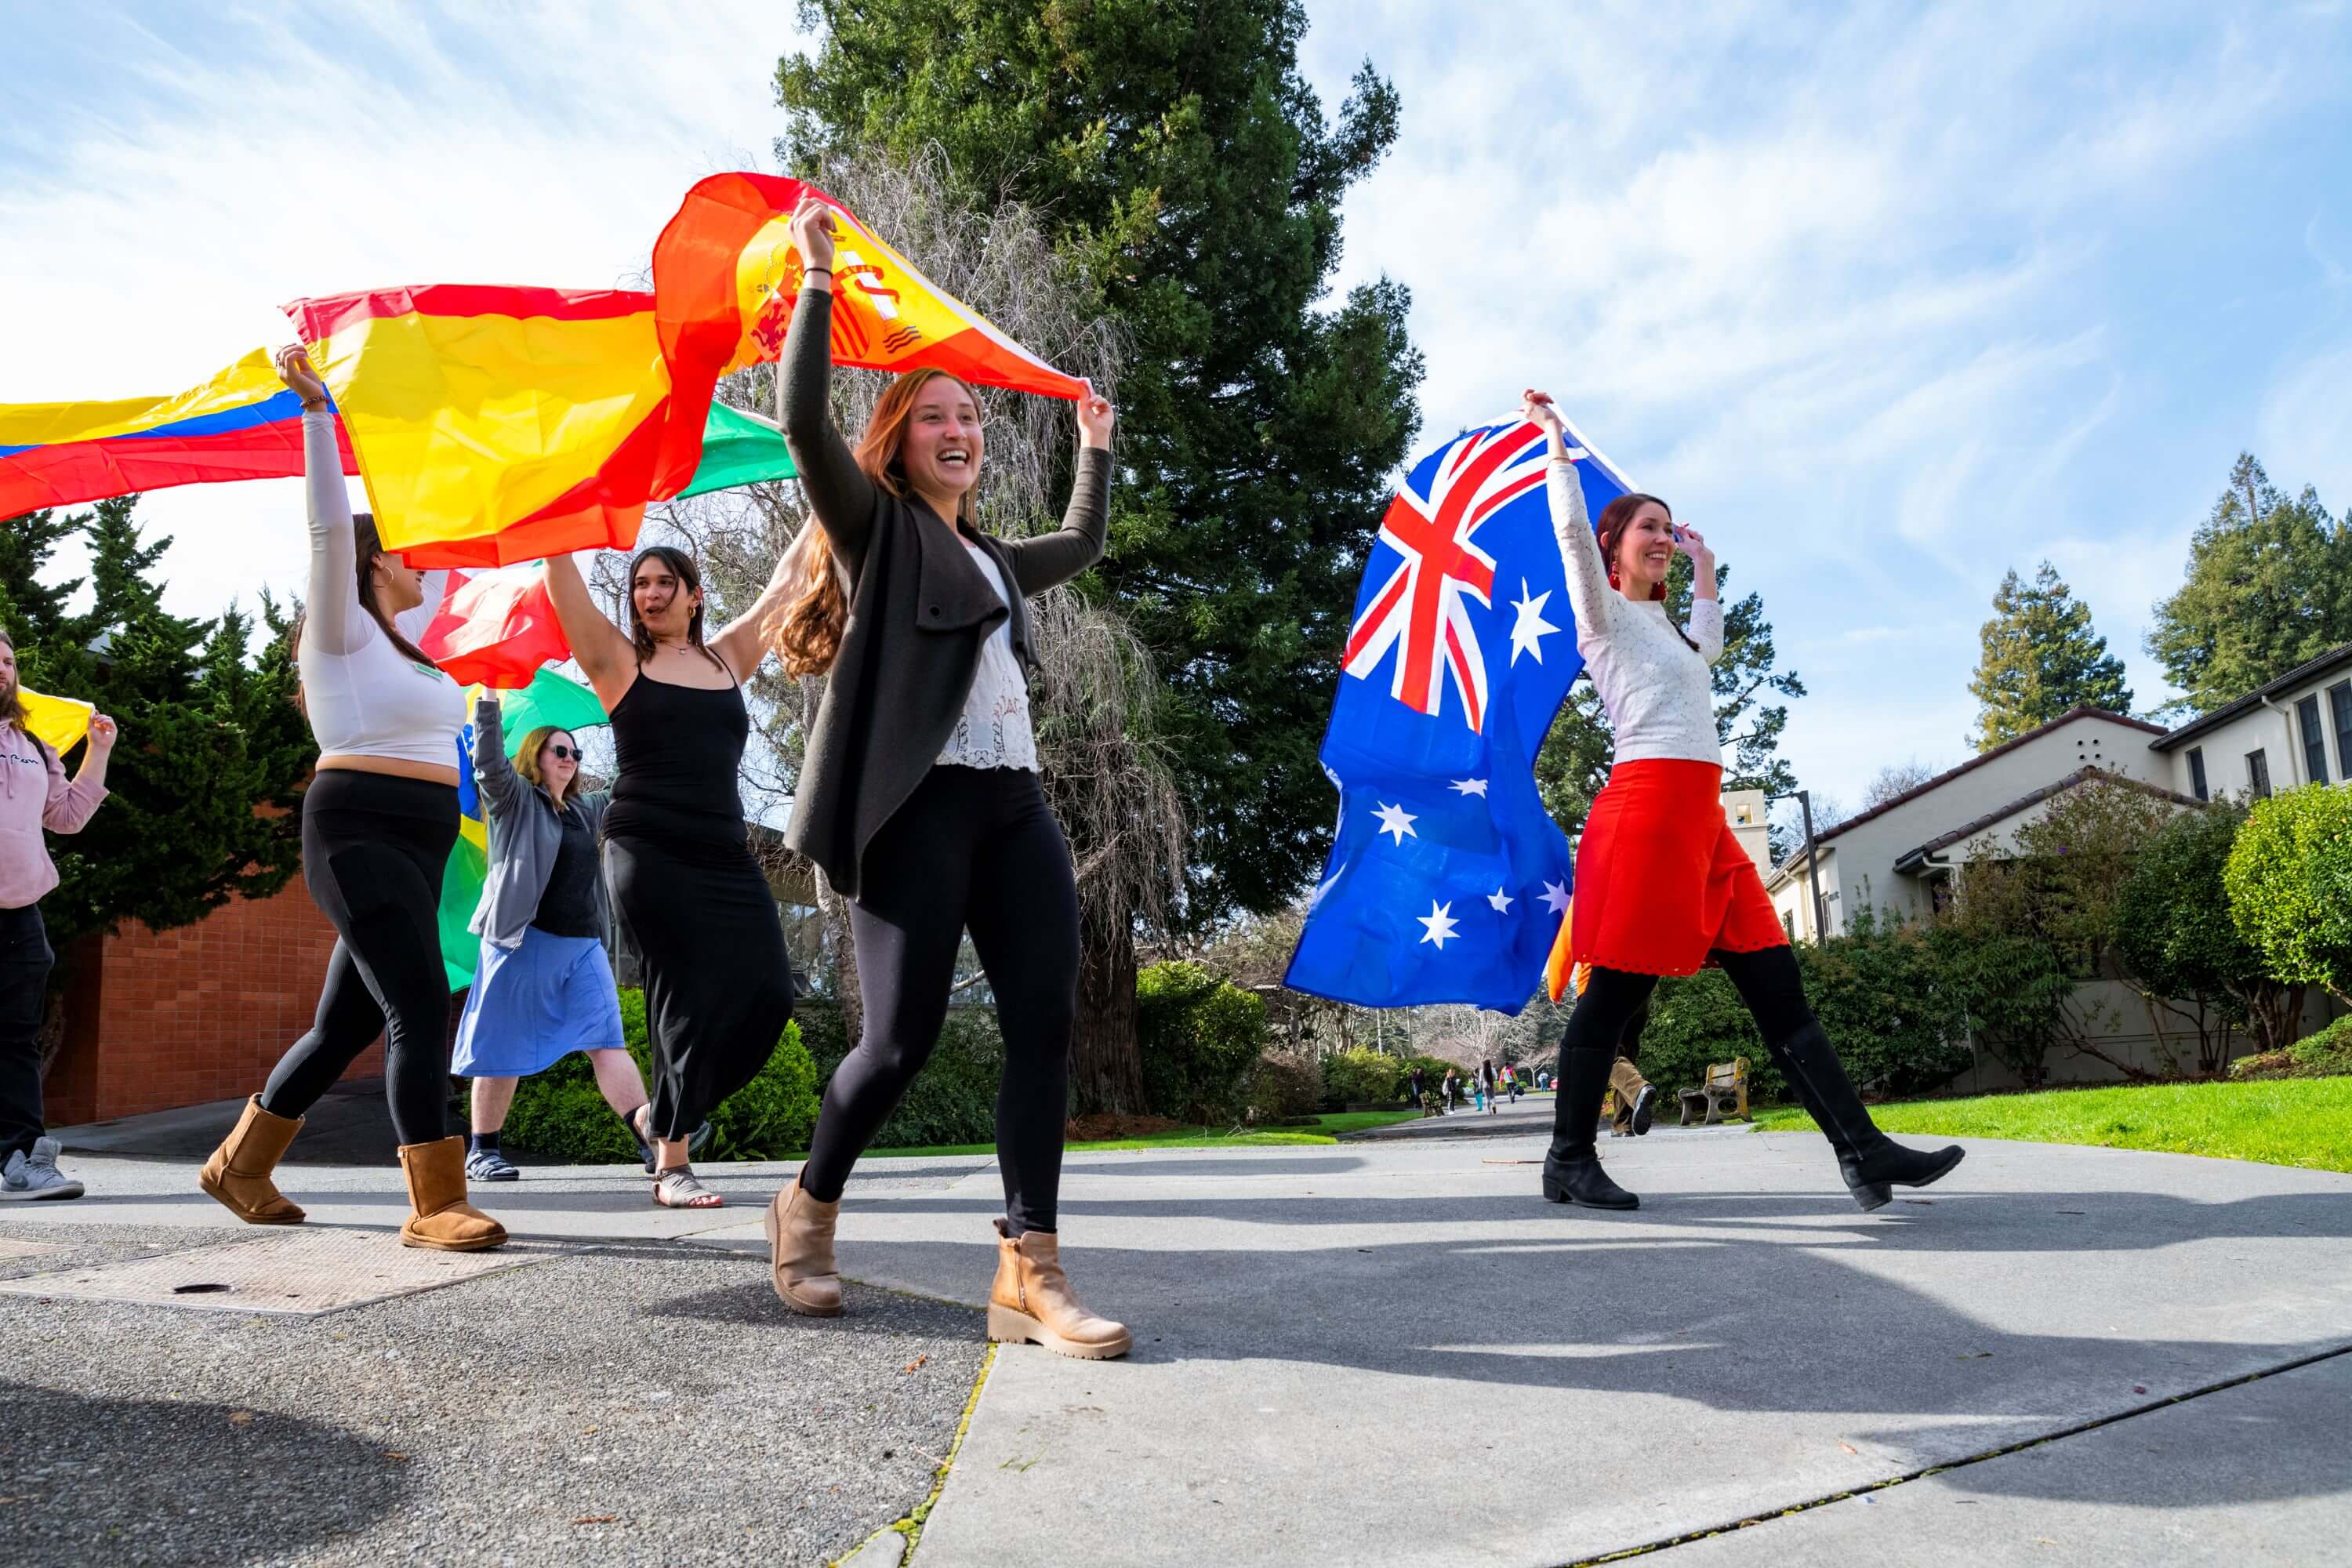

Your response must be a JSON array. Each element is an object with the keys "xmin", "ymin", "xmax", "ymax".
[{"xmin": 466, "ymin": 695, "xmax": 612, "ymax": 950}]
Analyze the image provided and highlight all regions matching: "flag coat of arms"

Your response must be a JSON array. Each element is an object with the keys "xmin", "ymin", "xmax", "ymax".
[{"xmin": 1285, "ymin": 413, "xmax": 1635, "ymax": 1013}]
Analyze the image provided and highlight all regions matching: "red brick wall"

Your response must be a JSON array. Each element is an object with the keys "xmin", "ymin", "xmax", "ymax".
[{"xmin": 44, "ymin": 880, "xmax": 383, "ymax": 1124}]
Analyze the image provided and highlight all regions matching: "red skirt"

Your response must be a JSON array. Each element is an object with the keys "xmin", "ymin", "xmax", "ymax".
[{"xmin": 1569, "ymin": 758, "xmax": 1788, "ymax": 978}]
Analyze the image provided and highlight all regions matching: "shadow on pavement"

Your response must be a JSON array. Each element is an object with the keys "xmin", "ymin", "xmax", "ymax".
[{"xmin": 0, "ymin": 1381, "xmax": 414, "ymax": 1563}]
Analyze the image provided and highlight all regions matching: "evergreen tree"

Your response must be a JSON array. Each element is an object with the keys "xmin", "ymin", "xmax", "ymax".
[
  {"xmin": 1967, "ymin": 561, "xmax": 2132, "ymax": 751},
  {"xmin": 776, "ymin": 0, "xmax": 1425, "ymax": 923},
  {"xmin": 1534, "ymin": 559, "xmax": 1806, "ymax": 832},
  {"xmin": 2145, "ymin": 454, "xmax": 2351, "ymax": 717},
  {"xmin": 0, "ymin": 499, "xmax": 313, "ymax": 968}
]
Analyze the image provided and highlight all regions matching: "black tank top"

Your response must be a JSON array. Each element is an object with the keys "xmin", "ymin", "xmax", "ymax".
[{"xmin": 602, "ymin": 667, "xmax": 751, "ymax": 854}]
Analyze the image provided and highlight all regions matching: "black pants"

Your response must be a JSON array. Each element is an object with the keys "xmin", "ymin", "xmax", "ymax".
[
  {"xmin": 0, "ymin": 905, "xmax": 56, "ymax": 1163},
  {"xmin": 800, "ymin": 766, "xmax": 1080, "ymax": 1234},
  {"xmin": 261, "ymin": 771, "xmax": 458, "ymax": 1146},
  {"xmin": 1552, "ymin": 946, "xmax": 1813, "ymax": 1150}
]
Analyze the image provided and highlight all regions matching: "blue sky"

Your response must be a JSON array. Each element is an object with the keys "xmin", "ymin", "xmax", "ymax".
[{"xmin": 4, "ymin": 2, "xmax": 2350, "ymax": 811}]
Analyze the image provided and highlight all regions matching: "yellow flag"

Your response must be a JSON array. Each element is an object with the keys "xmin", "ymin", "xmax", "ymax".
[{"xmin": 19, "ymin": 688, "xmax": 93, "ymax": 754}]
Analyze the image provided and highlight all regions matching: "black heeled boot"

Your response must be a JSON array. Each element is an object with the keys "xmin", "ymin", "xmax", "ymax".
[
  {"xmin": 1768, "ymin": 1022, "xmax": 1965, "ymax": 1211},
  {"xmin": 1541, "ymin": 1045, "xmax": 1638, "ymax": 1210}
]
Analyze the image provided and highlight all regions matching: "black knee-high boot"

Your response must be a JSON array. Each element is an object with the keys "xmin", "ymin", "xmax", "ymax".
[
  {"xmin": 1768, "ymin": 1022, "xmax": 1965, "ymax": 1211},
  {"xmin": 1543, "ymin": 1044, "xmax": 1637, "ymax": 1210}
]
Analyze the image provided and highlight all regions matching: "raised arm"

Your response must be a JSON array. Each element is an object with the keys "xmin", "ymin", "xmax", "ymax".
[
  {"xmin": 540, "ymin": 552, "xmax": 638, "ymax": 710},
  {"xmin": 777, "ymin": 196, "xmax": 881, "ymax": 563},
  {"xmin": 1004, "ymin": 392, "xmax": 1115, "ymax": 596},
  {"xmin": 393, "ymin": 568, "xmax": 450, "ymax": 646},
  {"xmin": 39, "ymin": 714, "xmax": 114, "ymax": 833},
  {"xmin": 708, "ymin": 545, "xmax": 800, "ymax": 684},
  {"xmin": 1680, "ymin": 528, "xmax": 1726, "ymax": 664},
  {"xmin": 471, "ymin": 692, "xmax": 523, "ymax": 815},
  {"xmin": 1523, "ymin": 392, "xmax": 1616, "ymax": 640},
  {"xmin": 281, "ymin": 348, "xmax": 366, "ymax": 659}
]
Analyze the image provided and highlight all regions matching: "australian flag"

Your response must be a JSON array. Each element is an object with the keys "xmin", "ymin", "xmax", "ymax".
[{"xmin": 1285, "ymin": 412, "xmax": 1635, "ymax": 1013}]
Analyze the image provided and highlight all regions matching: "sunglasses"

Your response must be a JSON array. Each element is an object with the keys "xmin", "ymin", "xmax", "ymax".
[{"xmin": 545, "ymin": 745, "xmax": 577, "ymax": 761}]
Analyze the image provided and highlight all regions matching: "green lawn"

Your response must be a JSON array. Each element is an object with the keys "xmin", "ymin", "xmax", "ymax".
[
  {"xmin": 1753, "ymin": 1076, "xmax": 2352, "ymax": 1174},
  {"xmin": 860, "ymin": 1109, "xmax": 1421, "ymax": 1159}
]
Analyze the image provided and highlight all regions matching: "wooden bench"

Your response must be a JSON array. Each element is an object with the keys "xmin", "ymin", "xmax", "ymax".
[{"xmin": 1679, "ymin": 1058, "xmax": 1751, "ymax": 1125}]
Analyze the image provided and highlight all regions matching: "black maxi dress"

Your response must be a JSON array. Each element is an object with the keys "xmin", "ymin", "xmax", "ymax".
[{"xmin": 601, "ymin": 668, "xmax": 795, "ymax": 1139}]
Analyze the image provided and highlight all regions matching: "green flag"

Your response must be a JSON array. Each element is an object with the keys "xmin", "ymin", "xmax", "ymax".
[{"xmin": 678, "ymin": 401, "xmax": 797, "ymax": 499}]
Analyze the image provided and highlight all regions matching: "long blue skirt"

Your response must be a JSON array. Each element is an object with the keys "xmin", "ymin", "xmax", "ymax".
[{"xmin": 450, "ymin": 927, "xmax": 626, "ymax": 1080}]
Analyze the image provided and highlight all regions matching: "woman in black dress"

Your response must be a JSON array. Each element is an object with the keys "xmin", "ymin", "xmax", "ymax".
[{"xmin": 543, "ymin": 544, "xmax": 797, "ymax": 1207}]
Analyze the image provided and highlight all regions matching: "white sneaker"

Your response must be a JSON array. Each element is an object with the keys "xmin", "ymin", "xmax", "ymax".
[{"xmin": 1, "ymin": 1137, "xmax": 85, "ymax": 1200}]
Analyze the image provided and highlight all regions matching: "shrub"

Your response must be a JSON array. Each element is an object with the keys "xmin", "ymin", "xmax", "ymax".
[
  {"xmin": 2226, "ymin": 784, "xmax": 2352, "ymax": 1008},
  {"xmin": 798, "ymin": 999, "xmax": 1006, "ymax": 1149},
  {"xmin": 1136, "ymin": 960, "xmax": 1268, "ymax": 1124},
  {"xmin": 2232, "ymin": 1014, "xmax": 2352, "ymax": 1080},
  {"xmin": 1638, "ymin": 967, "xmax": 1775, "ymax": 1102},
  {"xmin": 495, "ymin": 987, "xmax": 821, "ymax": 1162},
  {"xmin": 2116, "ymin": 800, "xmax": 2299, "ymax": 1069},
  {"xmin": 1317, "ymin": 1047, "xmax": 1396, "ymax": 1108},
  {"xmin": 1246, "ymin": 1051, "xmax": 1323, "ymax": 1122}
]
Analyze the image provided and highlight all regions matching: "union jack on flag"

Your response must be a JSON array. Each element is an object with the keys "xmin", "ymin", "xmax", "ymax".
[
  {"xmin": 1288, "ymin": 410, "xmax": 1638, "ymax": 1013},
  {"xmin": 1341, "ymin": 421, "xmax": 1552, "ymax": 733}
]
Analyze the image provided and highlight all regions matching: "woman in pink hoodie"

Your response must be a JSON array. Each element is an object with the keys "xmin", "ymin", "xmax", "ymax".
[{"xmin": 0, "ymin": 631, "xmax": 114, "ymax": 1202}]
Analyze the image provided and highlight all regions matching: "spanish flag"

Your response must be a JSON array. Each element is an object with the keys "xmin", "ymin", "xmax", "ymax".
[
  {"xmin": 283, "ymin": 286, "xmax": 684, "ymax": 567},
  {"xmin": 0, "ymin": 349, "xmax": 358, "ymax": 521},
  {"xmin": 652, "ymin": 172, "xmax": 1088, "ymax": 483}
]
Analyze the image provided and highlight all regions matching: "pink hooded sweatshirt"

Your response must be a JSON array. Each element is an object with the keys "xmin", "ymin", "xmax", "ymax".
[{"xmin": 0, "ymin": 721, "xmax": 107, "ymax": 909}]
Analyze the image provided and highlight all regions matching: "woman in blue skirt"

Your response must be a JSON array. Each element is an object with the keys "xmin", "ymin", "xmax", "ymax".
[{"xmin": 452, "ymin": 693, "xmax": 664, "ymax": 1181}]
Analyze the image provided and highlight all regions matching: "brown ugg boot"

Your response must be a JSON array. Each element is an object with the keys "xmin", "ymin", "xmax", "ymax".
[
  {"xmin": 986, "ymin": 1220, "xmax": 1132, "ymax": 1360},
  {"xmin": 764, "ymin": 1177, "xmax": 844, "ymax": 1316},
  {"xmin": 396, "ymin": 1137, "xmax": 507, "ymax": 1252},
  {"xmin": 198, "ymin": 1095, "xmax": 307, "ymax": 1225}
]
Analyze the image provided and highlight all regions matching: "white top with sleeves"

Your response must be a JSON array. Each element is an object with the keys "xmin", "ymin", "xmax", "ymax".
[
  {"xmin": 935, "ymin": 539, "xmax": 1040, "ymax": 772},
  {"xmin": 296, "ymin": 411, "xmax": 463, "ymax": 766},
  {"xmin": 1547, "ymin": 456, "xmax": 1726, "ymax": 767}
]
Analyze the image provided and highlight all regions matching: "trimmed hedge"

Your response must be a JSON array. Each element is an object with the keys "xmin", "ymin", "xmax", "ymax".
[
  {"xmin": 1137, "ymin": 961, "xmax": 1268, "ymax": 1123},
  {"xmin": 493, "ymin": 986, "xmax": 821, "ymax": 1163}
]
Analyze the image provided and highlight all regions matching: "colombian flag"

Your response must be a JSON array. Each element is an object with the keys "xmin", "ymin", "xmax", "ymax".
[
  {"xmin": 0, "ymin": 349, "xmax": 358, "ymax": 520},
  {"xmin": 283, "ymin": 286, "xmax": 684, "ymax": 567},
  {"xmin": 652, "ymin": 173, "xmax": 1088, "ymax": 482}
]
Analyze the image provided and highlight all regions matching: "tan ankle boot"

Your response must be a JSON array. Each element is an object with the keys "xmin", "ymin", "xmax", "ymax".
[
  {"xmin": 396, "ymin": 1137, "xmax": 507, "ymax": 1252},
  {"xmin": 764, "ymin": 1178, "xmax": 843, "ymax": 1316},
  {"xmin": 198, "ymin": 1095, "xmax": 306, "ymax": 1225},
  {"xmin": 987, "ymin": 1220, "xmax": 1131, "ymax": 1360}
]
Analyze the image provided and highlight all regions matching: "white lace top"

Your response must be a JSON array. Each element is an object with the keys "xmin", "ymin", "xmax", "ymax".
[
  {"xmin": 1548, "ymin": 457, "xmax": 1726, "ymax": 765},
  {"xmin": 935, "ymin": 540, "xmax": 1039, "ymax": 773}
]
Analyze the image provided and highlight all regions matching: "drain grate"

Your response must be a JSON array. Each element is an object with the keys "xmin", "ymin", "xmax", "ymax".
[{"xmin": 0, "ymin": 1229, "xmax": 551, "ymax": 1316}]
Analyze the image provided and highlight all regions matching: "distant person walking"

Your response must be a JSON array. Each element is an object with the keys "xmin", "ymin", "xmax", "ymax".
[
  {"xmin": 1479, "ymin": 1059, "xmax": 1499, "ymax": 1116},
  {"xmin": 1409, "ymin": 1064, "xmax": 1428, "ymax": 1112},
  {"xmin": 1442, "ymin": 1067, "xmax": 1460, "ymax": 1112}
]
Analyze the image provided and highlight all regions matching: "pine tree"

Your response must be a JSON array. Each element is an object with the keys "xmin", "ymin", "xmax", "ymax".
[
  {"xmin": 1968, "ymin": 561, "xmax": 2133, "ymax": 751},
  {"xmin": 776, "ymin": 0, "xmax": 1425, "ymax": 923},
  {"xmin": 2145, "ymin": 454, "xmax": 2351, "ymax": 716},
  {"xmin": 0, "ymin": 498, "xmax": 313, "ymax": 968}
]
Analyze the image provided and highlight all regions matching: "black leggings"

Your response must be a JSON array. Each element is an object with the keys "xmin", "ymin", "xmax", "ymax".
[
  {"xmin": 799, "ymin": 766, "xmax": 1080, "ymax": 1234},
  {"xmin": 1552, "ymin": 946, "xmax": 1813, "ymax": 1148},
  {"xmin": 261, "ymin": 771, "xmax": 458, "ymax": 1146},
  {"xmin": 0, "ymin": 905, "xmax": 55, "ymax": 1163}
]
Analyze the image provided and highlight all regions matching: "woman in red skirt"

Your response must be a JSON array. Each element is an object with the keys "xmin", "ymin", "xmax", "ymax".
[{"xmin": 1525, "ymin": 389, "xmax": 1964, "ymax": 1213}]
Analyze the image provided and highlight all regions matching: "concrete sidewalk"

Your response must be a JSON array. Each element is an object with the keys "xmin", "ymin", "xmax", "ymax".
[{"xmin": 3, "ymin": 1125, "xmax": 2348, "ymax": 1566}]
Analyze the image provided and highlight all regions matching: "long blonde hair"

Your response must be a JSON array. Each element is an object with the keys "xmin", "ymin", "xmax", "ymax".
[{"xmin": 767, "ymin": 367, "xmax": 981, "ymax": 677}]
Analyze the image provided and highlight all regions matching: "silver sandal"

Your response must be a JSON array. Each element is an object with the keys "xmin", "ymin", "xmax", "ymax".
[{"xmin": 652, "ymin": 1165, "xmax": 724, "ymax": 1209}]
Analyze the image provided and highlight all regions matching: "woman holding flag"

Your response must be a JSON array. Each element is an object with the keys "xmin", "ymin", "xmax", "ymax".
[
  {"xmin": 758, "ymin": 195, "xmax": 1129, "ymax": 1360},
  {"xmin": 542, "ymin": 544, "xmax": 798, "ymax": 1210},
  {"xmin": 200, "ymin": 347, "xmax": 506, "ymax": 1252},
  {"xmin": 449, "ymin": 696, "xmax": 672, "ymax": 1182},
  {"xmin": 1523, "ymin": 388, "xmax": 1963, "ymax": 1214}
]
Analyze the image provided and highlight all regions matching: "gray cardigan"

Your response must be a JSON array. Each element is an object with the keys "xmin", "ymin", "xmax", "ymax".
[
  {"xmin": 778, "ymin": 285, "xmax": 1109, "ymax": 899},
  {"xmin": 466, "ymin": 695, "xmax": 612, "ymax": 950}
]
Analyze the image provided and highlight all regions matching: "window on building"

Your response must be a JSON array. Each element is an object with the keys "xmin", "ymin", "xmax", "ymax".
[
  {"xmin": 2299, "ymin": 695, "xmax": 2329, "ymax": 786},
  {"xmin": 2332, "ymin": 681, "xmax": 2352, "ymax": 782},
  {"xmin": 1781, "ymin": 911, "xmax": 1796, "ymax": 942},
  {"xmin": 2187, "ymin": 746, "xmax": 2209, "ymax": 801},
  {"xmin": 2247, "ymin": 747, "xmax": 2272, "ymax": 798}
]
